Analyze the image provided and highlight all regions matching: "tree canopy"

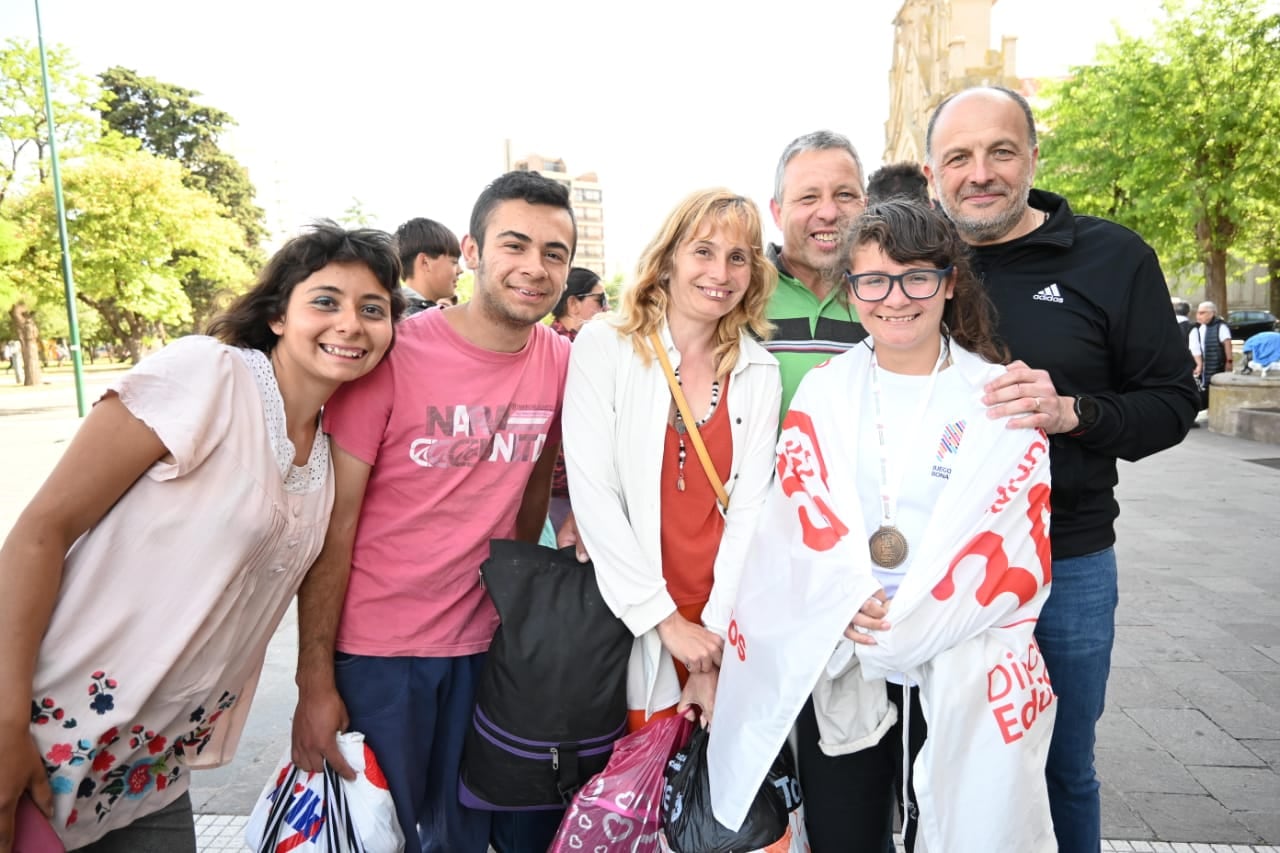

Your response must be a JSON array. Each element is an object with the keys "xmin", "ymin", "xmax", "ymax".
[
  {"xmin": 0, "ymin": 38, "xmax": 104, "ymax": 383},
  {"xmin": 0, "ymin": 38, "xmax": 101, "ymax": 208},
  {"xmin": 99, "ymin": 67, "xmax": 267, "ymax": 249},
  {"xmin": 1037, "ymin": 0, "xmax": 1280, "ymax": 313},
  {"xmin": 97, "ymin": 66, "xmax": 268, "ymax": 328},
  {"xmin": 11, "ymin": 149, "xmax": 251, "ymax": 362}
]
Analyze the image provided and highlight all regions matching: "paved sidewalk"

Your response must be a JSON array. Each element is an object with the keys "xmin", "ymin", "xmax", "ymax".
[{"xmin": 2, "ymin": 376, "xmax": 1277, "ymax": 848}]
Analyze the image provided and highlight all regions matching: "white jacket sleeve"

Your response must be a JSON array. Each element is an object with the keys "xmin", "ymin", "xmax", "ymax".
[{"xmin": 563, "ymin": 324, "xmax": 677, "ymax": 637}]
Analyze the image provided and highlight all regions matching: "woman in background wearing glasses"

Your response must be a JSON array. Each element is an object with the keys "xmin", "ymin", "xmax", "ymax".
[
  {"xmin": 547, "ymin": 267, "xmax": 609, "ymax": 533},
  {"xmin": 750, "ymin": 199, "xmax": 1056, "ymax": 852},
  {"xmin": 549, "ymin": 267, "xmax": 608, "ymax": 342}
]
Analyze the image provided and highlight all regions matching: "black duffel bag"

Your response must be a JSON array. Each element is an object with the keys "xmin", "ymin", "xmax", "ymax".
[{"xmin": 459, "ymin": 540, "xmax": 633, "ymax": 810}]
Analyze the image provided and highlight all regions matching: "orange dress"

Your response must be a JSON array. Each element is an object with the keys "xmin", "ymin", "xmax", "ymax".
[{"xmin": 627, "ymin": 383, "xmax": 732, "ymax": 731}]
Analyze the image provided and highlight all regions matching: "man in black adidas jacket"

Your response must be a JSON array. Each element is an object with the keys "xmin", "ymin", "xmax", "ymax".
[{"xmin": 925, "ymin": 86, "xmax": 1198, "ymax": 853}]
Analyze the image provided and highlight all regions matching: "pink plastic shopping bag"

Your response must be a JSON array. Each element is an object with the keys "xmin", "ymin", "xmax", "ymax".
[
  {"xmin": 550, "ymin": 715, "xmax": 692, "ymax": 853},
  {"xmin": 14, "ymin": 794, "xmax": 64, "ymax": 853}
]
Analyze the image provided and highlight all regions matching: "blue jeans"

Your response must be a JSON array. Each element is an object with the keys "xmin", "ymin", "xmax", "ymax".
[
  {"xmin": 1034, "ymin": 547, "xmax": 1118, "ymax": 853},
  {"xmin": 335, "ymin": 653, "xmax": 562, "ymax": 853}
]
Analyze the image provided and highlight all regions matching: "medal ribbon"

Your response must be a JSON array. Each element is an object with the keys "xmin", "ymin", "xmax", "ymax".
[{"xmin": 869, "ymin": 336, "xmax": 950, "ymax": 535}]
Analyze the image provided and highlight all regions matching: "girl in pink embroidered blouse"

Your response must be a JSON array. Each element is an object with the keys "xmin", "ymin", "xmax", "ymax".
[{"xmin": 0, "ymin": 222, "xmax": 404, "ymax": 852}]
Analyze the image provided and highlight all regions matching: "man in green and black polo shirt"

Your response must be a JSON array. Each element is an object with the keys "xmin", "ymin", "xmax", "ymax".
[{"xmin": 766, "ymin": 131, "xmax": 870, "ymax": 415}]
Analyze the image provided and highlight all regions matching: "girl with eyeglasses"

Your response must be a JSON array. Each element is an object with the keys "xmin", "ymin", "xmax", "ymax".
[{"xmin": 710, "ymin": 199, "xmax": 1057, "ymax": 853}]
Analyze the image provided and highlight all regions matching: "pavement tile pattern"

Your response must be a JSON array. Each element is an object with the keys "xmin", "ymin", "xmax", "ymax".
[{"xmin": 191, "ymin": 816, "xmax": 1280, "ymax": 852}]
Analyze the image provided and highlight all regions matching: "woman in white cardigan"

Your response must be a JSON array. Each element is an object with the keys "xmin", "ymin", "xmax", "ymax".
[{"xmin": 562, "ymin": 188, "xmax": 781, "ymax": 730}]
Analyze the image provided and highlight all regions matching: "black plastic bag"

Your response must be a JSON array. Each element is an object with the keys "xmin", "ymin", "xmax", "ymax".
[{"xmin": 661, "ymin": 727, "xmax": 800, "ymax": 853}]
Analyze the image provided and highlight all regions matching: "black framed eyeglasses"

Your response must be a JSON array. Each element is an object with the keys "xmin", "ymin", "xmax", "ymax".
[
  {"xmin": 843, "ymin": 266, "xmax": 953, "ymax": 302},
  {"xmin": 581, "ymin": 292, "xmax": 608, "ymax": 308}
]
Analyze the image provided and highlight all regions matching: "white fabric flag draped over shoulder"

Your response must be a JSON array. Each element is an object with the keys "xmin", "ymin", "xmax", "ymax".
[{"xmin": 708, "ymin": 345, "xmax": 1057, "ymax": 853}]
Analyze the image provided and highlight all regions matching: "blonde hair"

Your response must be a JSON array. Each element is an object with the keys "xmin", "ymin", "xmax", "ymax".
[{"xmin": 616, "ymin": 189, "xmax": 775, "ymax": 379}]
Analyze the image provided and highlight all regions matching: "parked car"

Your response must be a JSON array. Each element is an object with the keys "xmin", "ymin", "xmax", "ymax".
[{"xmin": 1226, "ymin": 309, "xmax": 1280, "ymax": 340}]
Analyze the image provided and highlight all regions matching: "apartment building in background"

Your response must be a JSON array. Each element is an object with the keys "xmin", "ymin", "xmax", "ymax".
[{"xmin": 507, "ymin": 152, "xmax": 606, "ymax": 277}]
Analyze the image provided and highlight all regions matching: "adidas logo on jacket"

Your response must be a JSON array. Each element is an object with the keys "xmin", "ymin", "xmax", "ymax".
[{"xmin": 1032, "ymin": 284, "xmax": 1064, "ymax": 303}]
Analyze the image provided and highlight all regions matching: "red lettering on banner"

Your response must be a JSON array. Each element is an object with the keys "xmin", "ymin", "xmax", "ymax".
[
  {"xmin": 987, "ymin": 662, "xmax": 1012, "ymax": 701},
  {"xmin": 989, "ymin": 439, "xmax": 1048, "ymax": 514},
  {"xmin": 776, "ymin": 410, "xmax": 850, "ymax": 552},
  {"xmin": 992, "ymin": 703, "xmax": 1021, "ymax": 743},
  {"xmin": 986, "ymin": 644, "xmax": 1055, "ymax": 744},
  {"xmin": 932, "ymin": 531, "xmax": 1039, "ymax": 608},
  {"xmin": 1026, "ymin": 482, "xmax": 1052, "ymax": 582},
  {"xmin": 727, "ymin": 619, "xmax": 748, "ymax": 661},
  {"xmin": 933, "ymin": 478, "xmax": 1052, "ymax": 607}
]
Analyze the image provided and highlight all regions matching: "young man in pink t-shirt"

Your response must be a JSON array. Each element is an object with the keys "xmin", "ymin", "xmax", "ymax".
[{"xmin": 290, "ymin": 171, "xmax": 576, "ymax": 853}]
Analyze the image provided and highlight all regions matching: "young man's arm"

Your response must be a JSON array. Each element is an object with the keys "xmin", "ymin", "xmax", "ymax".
[
  {"xmin": 514, "ymin": 438, "xmax": 559, "ymax": 543},
  {"xmin": 290, "ymin": 445, "xmax": 371, "ymax": 781}
]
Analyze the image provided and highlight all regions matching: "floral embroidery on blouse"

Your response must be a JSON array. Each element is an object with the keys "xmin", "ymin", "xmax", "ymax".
[{"xmin": 34, "ymin": 673, "xmax": 238, "ymax": 828}]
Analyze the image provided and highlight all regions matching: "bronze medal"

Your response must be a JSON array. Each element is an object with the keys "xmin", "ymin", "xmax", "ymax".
[{"xmin": 868, "ymin": 525, "xmax": 908, "ymax": 568}]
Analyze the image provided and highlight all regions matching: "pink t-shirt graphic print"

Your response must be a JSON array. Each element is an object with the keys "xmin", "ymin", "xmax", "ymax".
[{"xmin": 409, "ymin": 402, "xmax": 555, "ymax": 469}]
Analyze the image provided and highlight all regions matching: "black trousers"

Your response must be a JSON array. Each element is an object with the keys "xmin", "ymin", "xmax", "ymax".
[{"xmin": 796, "ymin": 682, "xmax": 927, "ymax": 853}]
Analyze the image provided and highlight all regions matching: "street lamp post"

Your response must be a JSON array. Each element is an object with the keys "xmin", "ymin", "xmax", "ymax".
[{"xmin": 34, "ymin": 0, "xmax": 87, "ymax": 417}]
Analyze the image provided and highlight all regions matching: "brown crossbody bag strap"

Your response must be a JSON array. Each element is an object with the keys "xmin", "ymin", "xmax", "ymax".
[{"xmin": 648, "ymin": 332, "xmax": 730, "ymax": 512}]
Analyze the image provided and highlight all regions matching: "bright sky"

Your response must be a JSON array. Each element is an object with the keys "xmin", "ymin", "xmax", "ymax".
[{"xmin": 2, "ymin": 0, "xmax": 1167, "ymax": 277}]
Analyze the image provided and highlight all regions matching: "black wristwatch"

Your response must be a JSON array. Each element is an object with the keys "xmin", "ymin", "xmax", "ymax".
[{"xmin": 1069, "ymin": 395, "xmax": 1100, "ymax": 436}]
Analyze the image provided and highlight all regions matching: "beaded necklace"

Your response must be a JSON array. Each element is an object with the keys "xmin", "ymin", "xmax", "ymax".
[{"xmin": 672, "ymin": 365, "xmax": 722, "ymax": 492}]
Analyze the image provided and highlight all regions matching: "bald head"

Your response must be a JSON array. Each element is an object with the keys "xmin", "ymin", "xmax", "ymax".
[
  {"xmin": 923, "ymin": 87, "xmax": 1041, "ymax": 246},
  {"xmin": 926, "ymin": 87, "xmax": 1038, "ymax": 160}
]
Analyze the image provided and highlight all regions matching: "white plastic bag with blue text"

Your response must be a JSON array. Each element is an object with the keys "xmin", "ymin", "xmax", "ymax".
[{"xmin": 243, "ymin": 731, "xmax": 403, "ymax": 853}]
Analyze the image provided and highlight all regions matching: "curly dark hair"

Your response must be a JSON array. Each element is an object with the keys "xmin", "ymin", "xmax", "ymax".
[
  {"xmin": 206, "ymin": 220, "xmax": 405, "ymax": 353},
  {"xmin": 836, "ymin": 199, "xmax": 1009, "ymax": 365}
]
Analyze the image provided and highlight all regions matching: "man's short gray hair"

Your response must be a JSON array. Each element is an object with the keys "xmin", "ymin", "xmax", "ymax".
[
  {"xmin": 1198, "ymin": 301, "xmax": 1218, "ymax": 314},
  {"xmin": 773, "ymin": 130, "xmax": 865, "ymax": 204}
]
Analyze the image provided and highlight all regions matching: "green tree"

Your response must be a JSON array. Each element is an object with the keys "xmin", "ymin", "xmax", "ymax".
[
  {"xmin": 1038, "ymin": 0, "xmax": 1280, "ymax": 313},
  {"xmin": 0, "ymin": 217, "xmax": 24, "ymax": 302},
  {"xmin": 0, "ymin": 218, "xmax": 28, "ymax": 367},
  {"xmin": 604, "ymin": 272, "xmax": 625, "ymax": 305},
  {"xmin": 0, "ymin": 39, "xmax": 102, "ymax": 384},
  {"xmin": 454, "ymin": 270, "xmax": 475, "ymax": 304},
  {"xmin": 1236, "ymin": 189, "xmax": 1280, "ymax": 316},
  {"xmin": 98, "ymin": 67, "xmax": 268, "ymax": 328},
  {"xmin": 341, "ymin": 197, "xmax": 374, "ymax": 228},
  {"xmin": 0, "ymin": 38, "xmax": 101, "ymax": 206},
  {"xmin": 12, "ymin": 149, "xmax": 251, "ymax": 363}
]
